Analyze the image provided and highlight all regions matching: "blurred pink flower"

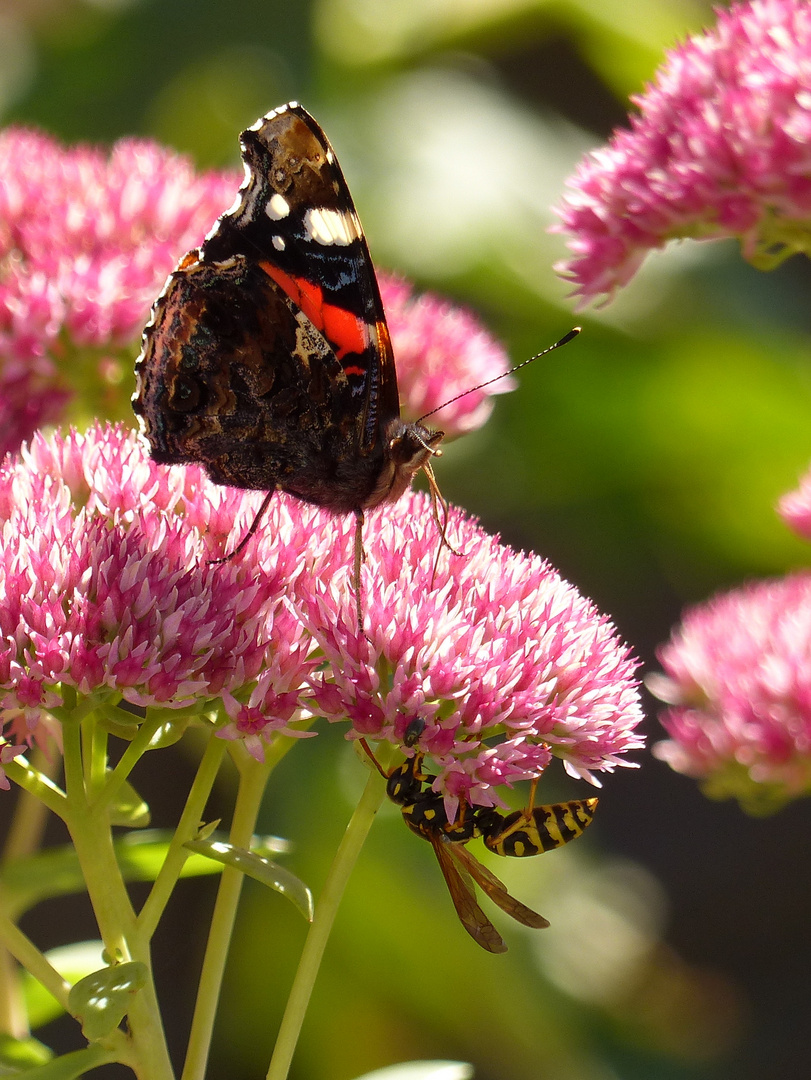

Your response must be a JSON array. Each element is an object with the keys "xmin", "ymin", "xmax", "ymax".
[
  {"xmin": 296, "ymin": 492, "xmax": 644, "ymax": 819},
  {"xmin": 0, "ymin": 423, "xmax": 317, "ymax": 757},
  {"xmin": 650, "ymin": 574, "xmax": 811, "ymax": 812},
  {"xmin": 553, "ymin": 0, "xmax": 811, "ymax": 306},
  {"xmin": 778, "ymin": 462, "xmax": 811, "ymax": 541},
  {"xmin": 379, "ymin": 274, "xmax": 513, "ymax": 437},
  {"xmin": 0, "ymin": 127, "xmax": 238, "ymax": 453}
]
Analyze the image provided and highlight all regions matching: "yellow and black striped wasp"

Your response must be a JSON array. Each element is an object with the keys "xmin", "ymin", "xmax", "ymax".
[{"xmin": 361, "ymin": 723, "xmax": 598, "ymax": 953}]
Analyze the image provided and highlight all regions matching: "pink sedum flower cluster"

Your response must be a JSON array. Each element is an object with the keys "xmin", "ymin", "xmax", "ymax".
[
  {"xmin": 651, "ymin": 574, "xmax": 811, "ymax": 812},
  {"xmin": 296, "ymin": 492, "xmax": 644, "ymax": 818},
  {"xmin": 0, "ymin": 423, "xmax": 317, "ymax": 771},
  {"xmin": 379, "ymin": 274, "xmax": 513, "ymax": 437},
  {"xmin": 0, "ymin": 127, "xmax": 238, "ymax": 453},
  {"xmin": 0, "ymin": 424, "xmax": 644, "ymax": 798},
  {"xmin": 553, "ymin": 0, "xmax": 811, "ymax": 305}
]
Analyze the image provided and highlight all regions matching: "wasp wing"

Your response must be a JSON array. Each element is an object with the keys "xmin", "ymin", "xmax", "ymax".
[
  {"xmin": 430, "ymin": 835, "xmax": 508, "ymax": 953},
  {"xmin": 449, "ymin": 840, "xmax": 550, "ymax": 930}
]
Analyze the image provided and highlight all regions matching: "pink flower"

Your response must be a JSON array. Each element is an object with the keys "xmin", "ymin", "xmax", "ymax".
[
  {"xmin": 553, "ymin": 0, "xmax": 811, "ymax": 306},
  {"xmin": 296, "ymin": 492, "xmax": 644, "ymax": 819},
  {"xmin": 650, "ymin": 573, "xmax": 811, "ymax": 812},
  {"xmin": 0, "ymin": 423, "xmax": 317, "ymax": 755},
  {"xmin": 0, "ymin": 127, "xmax": 239, "ymax": 455},
  {"xmin": 778, "ymin": 463, "xmax": 811, "ymax": 541},
  {"xmin": 378, "ymin": 273, "xmax": 513, "ymax": 437}
]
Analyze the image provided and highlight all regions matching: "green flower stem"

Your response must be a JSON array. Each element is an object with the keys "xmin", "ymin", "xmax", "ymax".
[
  {"xmin": 181, "ymin": 745, "xmax": 274, "ymax": 1080},
  {"xmin": 265, "ymin": 749, "xmax": 391, "ymax": 1080},
  {"xmin": 62, "ymin": 713, "xmax": 174, "ymax": 1080},
  {"xmin": 0, "ymin": 904, "xmax": 70, "ymax": 1010},
  {"xmin": 92, "ymin": 707, "xmax": 177, "ymax": 815},
  {"xmin": 3, "ymin": 756, "xmax": 66, "ymax": 820},
  {"xmin": 137, "ymin": 732, "xmax": 227, "ymax": 942}
]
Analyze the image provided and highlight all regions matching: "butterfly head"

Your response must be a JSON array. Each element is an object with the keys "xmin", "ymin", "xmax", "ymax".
[{"xmin": 363, "ymin": 419, "xmax": 444, "ymax": 509}]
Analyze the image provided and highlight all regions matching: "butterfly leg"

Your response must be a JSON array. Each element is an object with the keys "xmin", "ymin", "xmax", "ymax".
[
  {"xmin": 353, "ymin": 508, "xmax": 365, "ymax": 633},
  {"xmin": 208, "ymin": 490, "xmax": 275, "ymax": 565}
]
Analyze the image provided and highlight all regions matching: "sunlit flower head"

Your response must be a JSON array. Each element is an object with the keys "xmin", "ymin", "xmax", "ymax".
[
  {"xmin": 297, "ymin": 493, "xmax": 644, "ymax": 819},
  {"xmin": 0, "ymin": 423, "xmax": 316, "ymax": 757},
  {"xmin": 379, "ymin": 273, "xmax": 514, "ymax": 437},
  {"xmin": 553, "ymin": 0, "xmax": 811, "ymax": 306},
  {"xmin": 0, "ymin": 127, "xmax": 238, "ymax": 454},
  {"xmin": 650, "ymin": 573, "xmax": 811, "ymax": 812}
]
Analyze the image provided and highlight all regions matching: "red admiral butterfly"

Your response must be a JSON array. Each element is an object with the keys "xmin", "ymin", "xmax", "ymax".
[
  {"xmin": 133, "ymin": 103, "xmax": 443, "ymax": 597},
  {"xmin": 133, "ymin": 103, "xmax": 578, "ymax": 619}
]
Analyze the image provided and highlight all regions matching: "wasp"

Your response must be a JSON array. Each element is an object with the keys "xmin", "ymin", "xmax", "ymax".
[{"xmin": 361, "ymin": 731, "xmax": 598, "ymax": 953}]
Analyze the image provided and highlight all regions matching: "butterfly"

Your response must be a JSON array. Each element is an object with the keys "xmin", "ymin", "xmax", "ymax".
[
  {"xmin": 133, "ymin": 102, "xmax": 444, "ymax": 620},
  {"xmin": 133, "ymin": 103, "xmax": 578, "ymax": 622}
]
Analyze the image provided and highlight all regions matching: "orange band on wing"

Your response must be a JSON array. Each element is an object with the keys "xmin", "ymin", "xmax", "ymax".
[{"xmin": 260, "ymin": 262, "xmax": 369, "ymax": 364}]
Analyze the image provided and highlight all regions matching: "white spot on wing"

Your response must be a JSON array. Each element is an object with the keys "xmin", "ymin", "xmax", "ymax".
[
  {"xmin": 266, "ymin": 193, "xmax": 290, "ymax": 220},
  {"xmin": 272, "ymin": 235, "xmax": 285, "ymax": 251},
  {"xmin": 303, "ymin": 207, "xmax": 360, "ymax": 246}
]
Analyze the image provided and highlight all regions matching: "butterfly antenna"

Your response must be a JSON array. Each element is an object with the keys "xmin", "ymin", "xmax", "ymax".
[{"xmin": 416, "ymin": 327, "xmax": 581, "ymax": 425}]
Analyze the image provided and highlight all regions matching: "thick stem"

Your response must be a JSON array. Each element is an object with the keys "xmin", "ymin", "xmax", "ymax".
[
  {"xmin": 62, "ymin": 713, "xmax": 175, "ymax": 1080},
  {"xmin": 265, "ymin": 753, "xmax": 390, "ymax": 1080}
]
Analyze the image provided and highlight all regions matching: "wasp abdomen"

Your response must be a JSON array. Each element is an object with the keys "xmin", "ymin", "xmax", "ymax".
[{"xmin": 481, "ymin": 798, "xmax": 598, "ymax": 857}]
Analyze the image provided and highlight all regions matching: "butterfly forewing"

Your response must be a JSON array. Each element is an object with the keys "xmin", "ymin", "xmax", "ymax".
[{"xmin": 202, "ymin": 104, "xmax": 401, "ymax": 447}]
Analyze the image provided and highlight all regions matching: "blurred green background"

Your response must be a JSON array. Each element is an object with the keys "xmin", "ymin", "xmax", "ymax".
[{"xmin": 6, "ymin": 0, "xmax": 811, "ymax": 1077}]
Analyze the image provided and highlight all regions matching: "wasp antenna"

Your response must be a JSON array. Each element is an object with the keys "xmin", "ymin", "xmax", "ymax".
[{"xmin": 416, "ymin": 327, "xmax": 581, "ymax": 425}]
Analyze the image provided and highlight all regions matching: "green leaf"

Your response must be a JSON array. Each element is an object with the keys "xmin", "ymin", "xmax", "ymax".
[
  {"xmin": 147, "ymin": 715, "xmax": 191, "ymax": 749},
  {"xmin": 184, "ymin": 837, "xmax": 313, "ymax": 920},
  {"xmin": 5, "ymin": 1045, "xmax": 115, "ymax": 1079},
  {"xmin": 108, "ymin": 779, "xmax": 151, "ymax": 827},
  {"xmin": 0, "ymin": 1032, "xmax": 53, "ymax": 1069},
  {"xmin": 23, "ymin": 941, "xmax": 105, "ymax": 1030},
  {"xmin": 0, "ymin": 830, "xmax": 225, "ymax": 918},
  {"xmin": 68, "ymin": 960, "xmax": 147, "ymax": 1040},
  {"xmin": 352, "ymin": 1063, "xmax": 474, "ymax": 1080}
]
